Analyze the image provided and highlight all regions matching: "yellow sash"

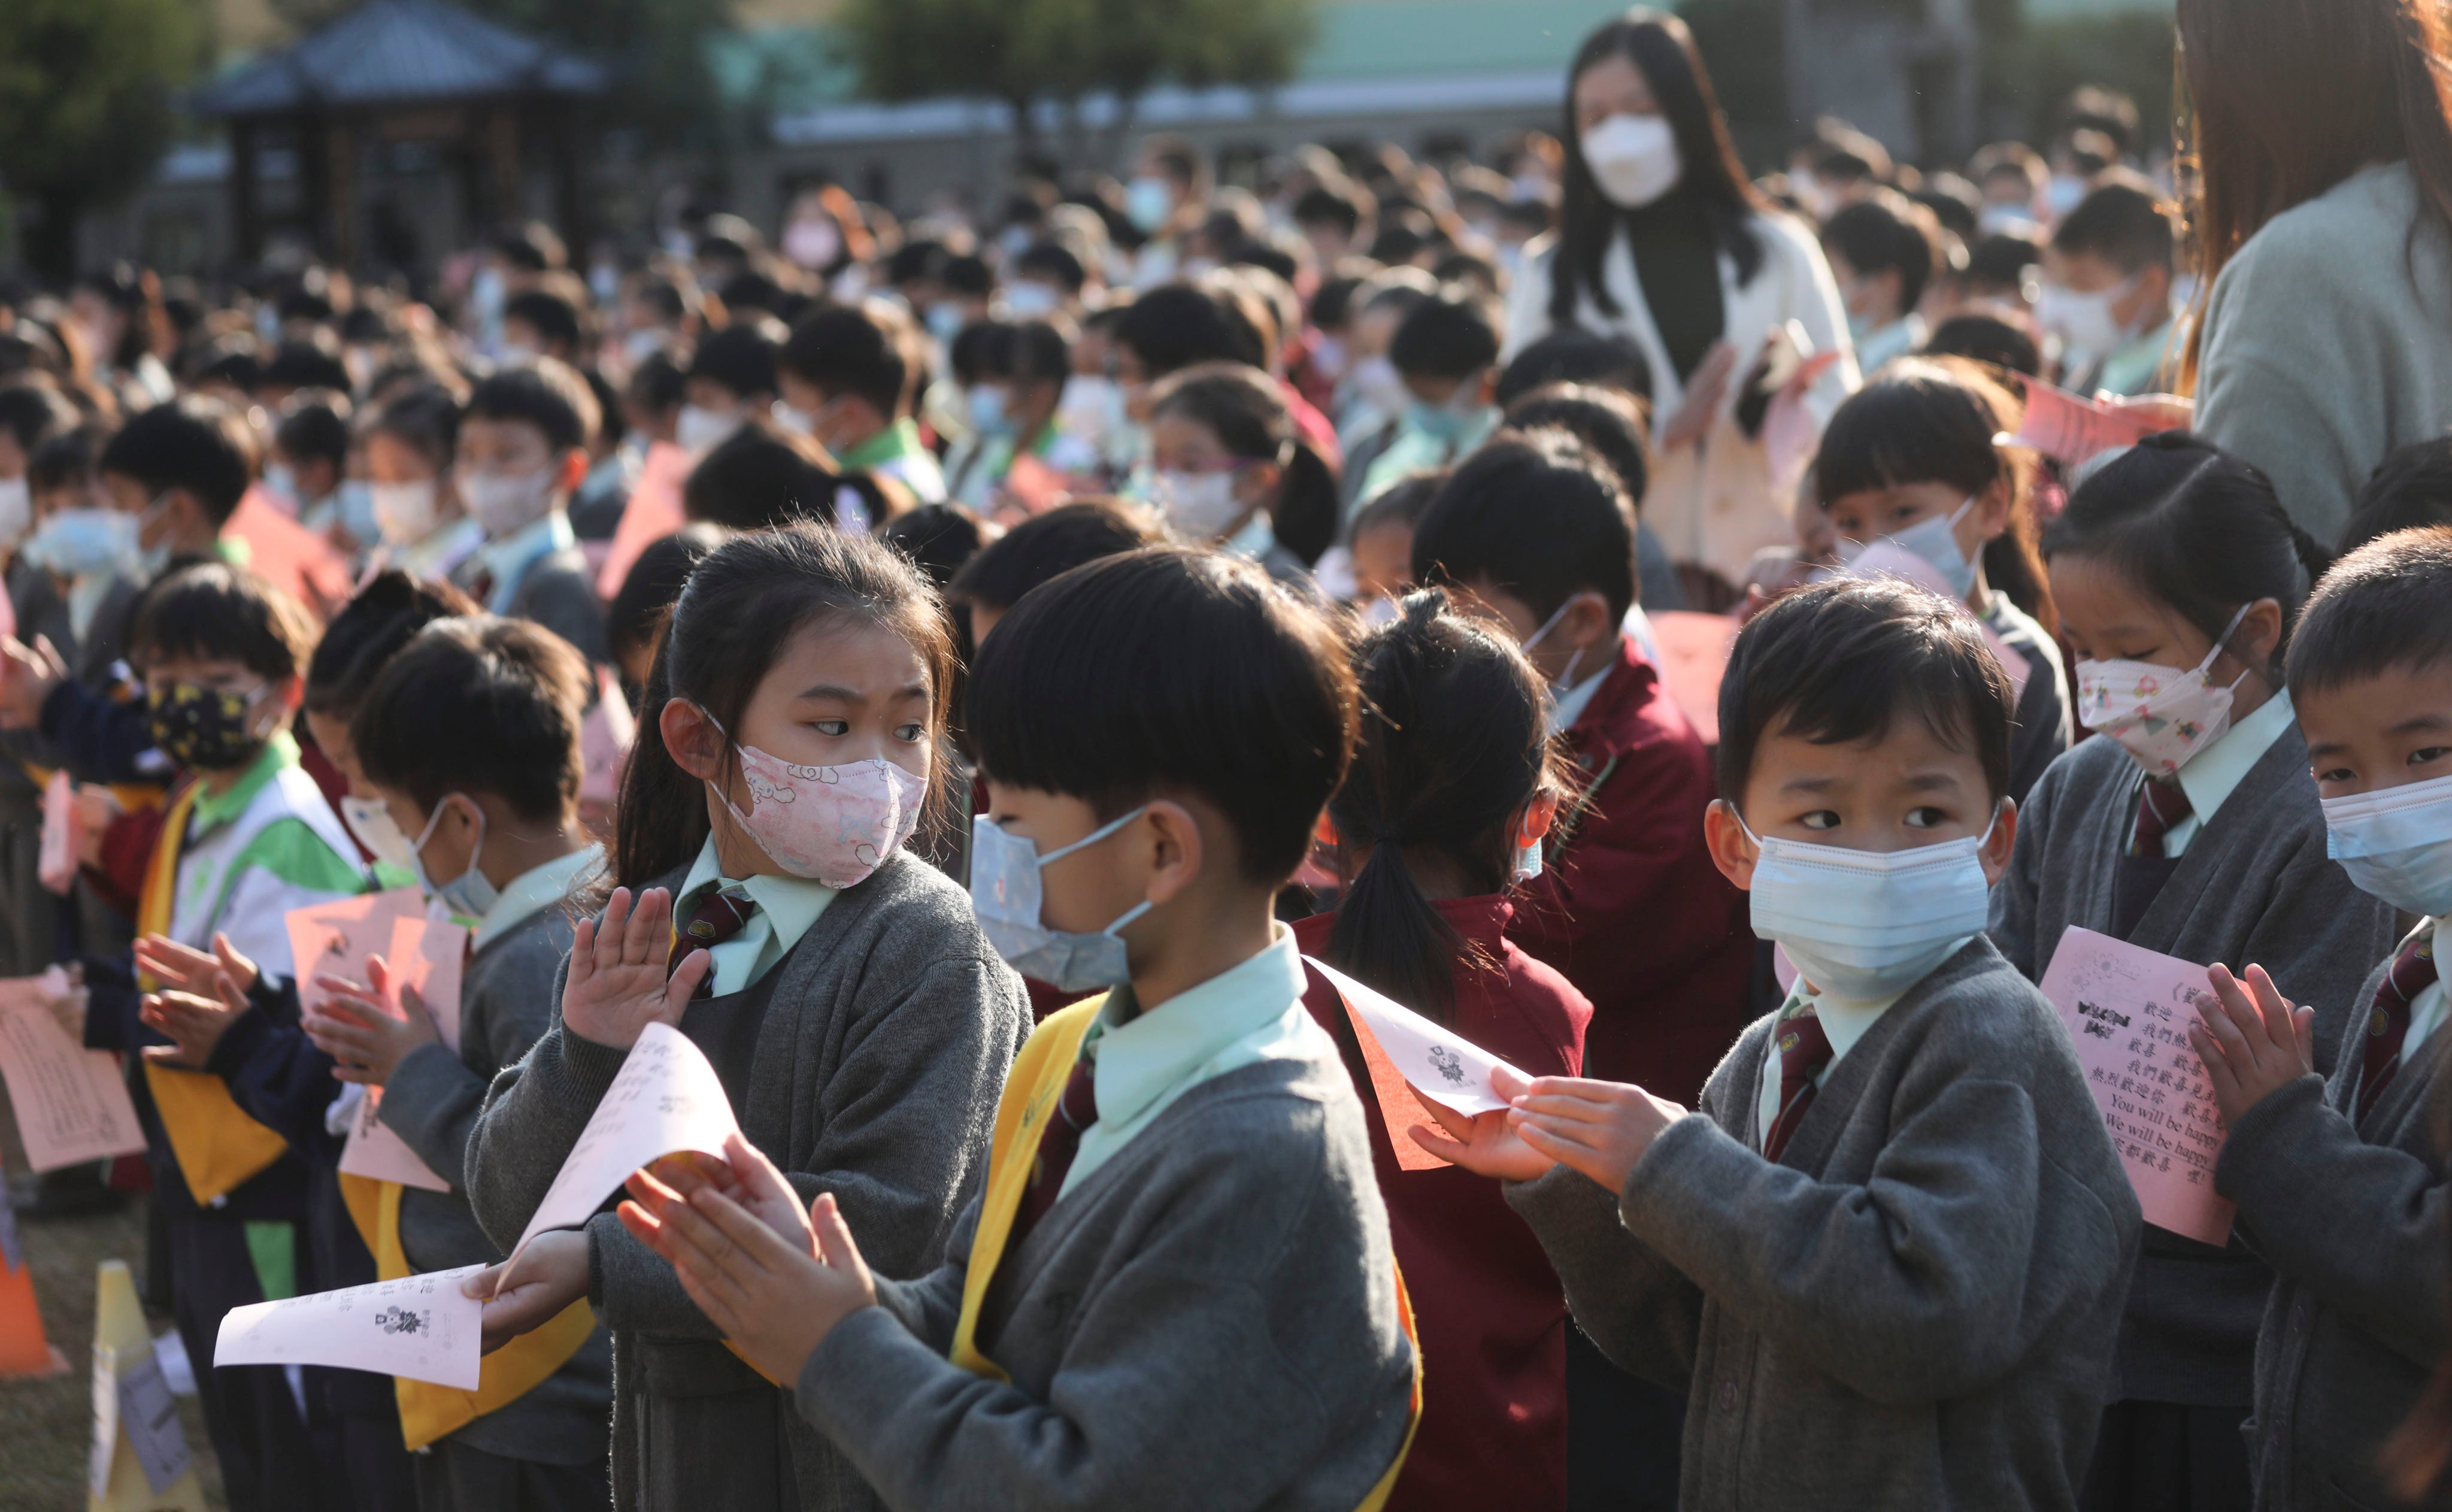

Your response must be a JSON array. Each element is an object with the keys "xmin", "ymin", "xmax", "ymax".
[
  {"xmin": 339, "ymin": 1171, "xmax": 596, "ymax": 1451},
  {"xmin": 950, "ymin": 1001, "xmax": 1423, "ymax": 1511},
  {"xmin": 136, "ymin": 782, "xmax": 288, "ymax": 1205}
]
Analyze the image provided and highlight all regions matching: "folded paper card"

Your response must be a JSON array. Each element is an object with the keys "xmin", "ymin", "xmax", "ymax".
[
  {"xmin": 505, "ymin": 1022, "xmax": 740, "ymax": 1270},
  {"xmin": 0, "ymin": 991, "xmax": 145, "ymax": 1172},
  {"xmin": 1304, "ymin": 957, "xmax": 1526, "ymax": 1119},
  {"xmin": 214, "ymin": 1264, "xmax": 485, "ymax": 1389},
  {"xmin": 2010, "ymin": 381, "xmax": 2169, "ymax": 467},
  {"xmin": 2039, "ymin": 926, "xmax": 2234, "ymax": 1246}
]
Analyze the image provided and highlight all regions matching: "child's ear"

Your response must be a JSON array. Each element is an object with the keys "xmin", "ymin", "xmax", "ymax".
[
  {"xmin": 1702, "ymin": 799, "xmax": 1759, "ymax": 891},
  {"xmin": 2238, "ymin": 596, "xmax": 2286, "ymax": 675},
  {"xmin": 272, "ymin": 675, "xmax": 305, "ymax": 714},
  {"xmin": 658, "ymin": 699, "xmax": 724, "ymax": 783},
  {"xmin": 1567, "ymin": 590, "xmax": 1616, "ymax": 651},
  {"xmin": 1140, "ymin": 799, "xmax": 1207, "ymax": 907},
  {"xmin": 1976, "ymin": 477, "xmax": 2014, "ymax": 541},
  {"xmin": 1519, "ymin": 789, "xmax": 1560, "ymax": 846},
  {"xmin": 555, "ymin": 449, "xmax": 588, "ymax": 496},
  {"xmin": 1978, "ymin": 798, "xmax": 2019, "ymax": 887}
]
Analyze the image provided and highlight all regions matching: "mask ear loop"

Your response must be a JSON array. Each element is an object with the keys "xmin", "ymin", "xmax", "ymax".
[{"xmin": 2201, "ymin": 603, "xmax": 2259, "ymax": 694}]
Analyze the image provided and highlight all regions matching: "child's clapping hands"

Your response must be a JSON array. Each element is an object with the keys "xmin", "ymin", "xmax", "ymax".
[
  {"xmin": 1413, "ymin": 1063, "xmax": 1690, "ymax": 1194},
  {"xmin": 617, "ymin": 1132, "xmax": 877, "ymax": 1387},
  {"xmin": 2190, "ymin": 962, "xmax": 2317, "ymax": 1125}
]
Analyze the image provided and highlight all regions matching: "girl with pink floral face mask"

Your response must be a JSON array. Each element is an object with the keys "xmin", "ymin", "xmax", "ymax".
[
  {"xmin": 1989, "ymin": 432, "xmax": 2399, "ymax": 1499},
  {"xmin": 461, "ymin": 525, "xmax": 1030, "ymax": 1502}
]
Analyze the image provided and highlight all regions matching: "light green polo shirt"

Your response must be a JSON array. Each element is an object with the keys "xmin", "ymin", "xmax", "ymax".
[
  {"xmin": 674, "ymin": 835, "xmax": 836, "ymax": 996},
  {"xmin": 1062, "ymin": 925, "xmax": 1319, "ymax": 1198}
]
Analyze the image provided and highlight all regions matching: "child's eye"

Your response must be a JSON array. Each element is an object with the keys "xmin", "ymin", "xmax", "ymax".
[
  {"xmin": 1799, "ymin": 810, "xmax": 1841, "ymax": 831},
  {"xmin": 895, "ymin": 723, "xmax": 926, "ymax": 744},
  {"xmin": 811, "ymin": 719, "xmax": 850, "ymax": 737},
  {"xmin": 1904, "ymin": 807, "xmax": 1948, "ymax": 829},
  {"xmin": 2314, "ymin": 765, "xmax": 2358, "ymax": 785},
  {"xmin": 2412, "ymin": 747, "xmax": 2451, "ymax": 768}
]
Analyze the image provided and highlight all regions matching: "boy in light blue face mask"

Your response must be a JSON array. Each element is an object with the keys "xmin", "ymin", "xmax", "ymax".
[
  {"xmin": 2186, "ymin": 528, "xmax": 2452, "ymax": 1512},
  {"xmin": 1358, "ymin": 288, "xmax": 1504, "ymax": 503},
  {"xmin": 1423, "ymin": 577, "xmax": 2142, "ymax": 1512}
]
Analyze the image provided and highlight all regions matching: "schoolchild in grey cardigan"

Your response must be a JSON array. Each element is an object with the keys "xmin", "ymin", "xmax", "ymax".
[
  {"xmin": 465, "ymin": 854, "xmax": 1029, "ymax": 1511},
  {"xmin": 793, "ymin": 1027, "xmax": 1420, "ymax": 1512},
  {"xmin": 378, "ymin": 868, "xmax": 613, "ymax": 1474},
  {"xmin": 1990, "ymin": 729, "xmax": 2399, "ymax": 1404},
  {"xmin": 1506, "ymin": 939, "xmax": 2141, "ymax": 1512},
  {"xmin": 2214, "ymin": 935, "xmax": 2450, "ymax": 1511}
]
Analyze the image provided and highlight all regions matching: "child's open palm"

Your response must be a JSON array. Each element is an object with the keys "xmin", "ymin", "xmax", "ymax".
[
  {"xmin": 1409, "ymin": 1064, "xmax": 1557, "ymax": 1182},
  {"xmin": 559, "ymin": 887, "xmax": 710, "ymax": 1050}
]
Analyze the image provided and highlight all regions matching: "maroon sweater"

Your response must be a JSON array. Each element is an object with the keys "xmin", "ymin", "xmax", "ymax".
[
  {"xmin": 1294, "ymin": 897, "xmax": 1588, "ymax": 1512},
  {"xmin": 1510, "ymin": 634, "xmax": 1754, "ymax": 1102}
]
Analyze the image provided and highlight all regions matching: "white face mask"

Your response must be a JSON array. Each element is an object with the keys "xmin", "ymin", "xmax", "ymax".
[
  {"xmin": 460, "ymin": 465, "xmax": 556, "ymax": 538},
  {"xmin": 1581, "ymin": 114, "xmax": 1684, "ymax": 209},
  {"xmin": 342, "ymin": 796, "xmax": 420, "ymax": 880},
  {"xmin": 2323, "ymin": 772, "xmax": 2452, "ymax": 919},
  {"xmin": 1841, "ymin": 497, "xmax": 1978, "ymax": 600},
  {"xmin": 1125, "ymin": 176, "xmax": 1175, "ymax": 233},
  {"xmin": 0, "ymin": 476, "xmax": 31, "ymax": 549},
  {"xmin": 1741, "ymin": 808, "xmax": 1999, "ymax": 1004},
  {"xmin": 24, "ymin": 507, "xmax": 135, "ymax": 578},
  {"xmin": 1152, "ymin": 467, "xmax": 1248, "ymax": 542},
  {"xmin": 371, "ymin": 479, "xmax": 441, "ymax": 545},
  {"xmin": 969, "ymin": 809, "xmax": 1153, "ymax": 993},
  {"xmin": 2075, "ymin": 606, "xmax": 2254, "ymax": 778},
  {"xmin": 1004, "ymin": 281, "xmax": 1060, "ymax": 319},
  {"xmin": 2036, "ymin": 275, "xmax": 2140, "ymax": 359},
  {"xmin": 677, "ymin": 403, "xmax": 742, "ymax": 456}
]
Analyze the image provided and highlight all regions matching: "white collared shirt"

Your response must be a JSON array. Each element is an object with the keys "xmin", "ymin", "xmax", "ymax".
[
  {"xmin": 674, "ymin": 835, "xmax": 838, "ymax": 997},
  {"xmin": 2163, "ymin": 690, "xmax": 2297, "ymax": 857},
  {"xmin": 1222, "ymin": 511, "xmax": 1278, "ymax": 564},
  {"xmin": 2401, "ymin": 914, "xmax": 2451, "ymax": 1059},
  {"xmin": 470, "ymin": 510, "xmax": 575, "ymax": 615}
]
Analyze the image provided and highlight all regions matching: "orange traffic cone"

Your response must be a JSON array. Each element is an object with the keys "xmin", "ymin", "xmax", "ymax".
[{"xmin": 0, "ymin": 1209, "xmax": 66, "ymax": 1377}]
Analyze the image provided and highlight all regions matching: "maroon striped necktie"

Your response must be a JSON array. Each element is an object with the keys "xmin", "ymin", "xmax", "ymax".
[
  {"xmin": 1765, "ymin": 1011, "xmax": 1835, "ymax": 1163},
  {"xmin": 2132, "ymin": 775, "xmax": 2193, "ymax": 857},
  {"xmin": 2359, "ymin": 934, "xmax": 2440, "ymax": 1123}
]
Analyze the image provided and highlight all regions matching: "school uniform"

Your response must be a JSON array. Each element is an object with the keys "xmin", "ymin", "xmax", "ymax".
[
  {"xmin": 2218, "ymin": 916, "xmax": 2451, "ymax": 1512},
  {"xmin": 455, "ymin": 511, "xmax": 608, "ymax": 665},
  {"xmin": 212, "ymin": 975, "xmax": 419, "ymax": 1512},
  {"xmin": 80, "ymin": 731, "xmax": 368, "ymax": 1512},
  {"xmin": 1222, "ymin": 511, "xmax": 1317, "ymax": 593},
  {"xmin": 1292, "ymin": 899, "xmax": 1587, "ymax": 1512},
  {"xmin": 467, "ymin": 848, "xmax": 1029, "ymax": 1512},
  {"xmin": 837, "ymin": 417, "xmax": 948, "ymax": 505},
  {"xmin": 1990, "ymin": 696, "xmax": 2402, "ymax": 1508},
  {"xmin": 374, "ymin": 846, "xmax": 614, "ymax": 1511},
  {"xmin": 1509, "ymin": 634, "xmax": 1754, "ymax": 1104},
  {"xmin": 789, "ymin": 926, "xmax": 1422, "ymax": 1510},
  {"xmin": 1507, "ymin": 937, "xmax": 2142, "ymax": 1511},
  {"xmin": 1981, "ymin": 590, "xmax": 2072, "ymax": 805},
  {"xmin": 1356, "ymin": 407, "xmax": 1499, "ymax": 507}
]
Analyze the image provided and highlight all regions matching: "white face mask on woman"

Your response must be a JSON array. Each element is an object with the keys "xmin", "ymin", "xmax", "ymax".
[{"xmin": 1581, "ymin": 114, "xmax": 1684, "ymax": 209}]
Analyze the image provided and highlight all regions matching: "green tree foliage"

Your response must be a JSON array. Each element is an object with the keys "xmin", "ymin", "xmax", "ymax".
[
  {"xmin": 836, "ymin": 0, "xmax": 1317, "ymax": 162},
  {"xmin": 0, "ymin": 0, "xmax": 209, "ymax": 277}
]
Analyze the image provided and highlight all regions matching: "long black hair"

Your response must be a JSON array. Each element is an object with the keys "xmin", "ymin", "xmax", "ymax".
[
  {"xmin": 1324, "ymin": 590, "xmax": 1563, "ymax": 1023},
  {"xmin": 1813, "ymin": 356, "xmax": 2057, "ymax": 634},
  {"xmin": 1552, "ymin": 7, "xmax": 1769, "ymax": 335},
  {"xmin": 2044, "ymin": 432, "xmax": 2336, "ymax": 674},
  {"xmin": 614, "ymin": 523, "xmax": 959, "ymax": 888},
  {"xmin": 1147, "ymin": 360, "xmax": 1341, "ymax": 565}
]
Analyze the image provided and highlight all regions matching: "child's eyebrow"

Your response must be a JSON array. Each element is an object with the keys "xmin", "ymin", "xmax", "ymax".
[
  {"xmin": 1903, "ymin": 771, "xmax": 1967, "ymax": 793},
  {"xmin": 2388, "ymin": 713, "xmax": 2452, "ymax": 735},
  {"xmin": 795, "ymin": 682, "xmax": 865, "ymax": 702},
  {"xmin": 1778, "ymin": 775, "xmax": 1841, "ymax": 794}
]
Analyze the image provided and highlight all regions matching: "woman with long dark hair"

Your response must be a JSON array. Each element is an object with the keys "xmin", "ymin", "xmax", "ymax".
[
  {"xmin": 2184, "ymin": 0, "xmax": 2452, "ymax": 544},
  {"xmin": 1504, "ymin": 7, "xmax": 1856, "ymax": 606}
]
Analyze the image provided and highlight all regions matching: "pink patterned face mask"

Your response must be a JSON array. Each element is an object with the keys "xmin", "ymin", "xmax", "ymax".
[{"xmin": 714, "ymin": 738, "xmax": 930, "ymax": 887}]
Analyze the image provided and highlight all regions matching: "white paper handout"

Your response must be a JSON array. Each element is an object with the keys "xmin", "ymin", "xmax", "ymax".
[
  {"xmin": 214, "ymin": 1264, "xmax": 486, "ymax": 1390},
  {"xmin": 505, "ymin": 1022, "xmax": 739, "ymax": 1270},
  {"xmin": 1303, "ymin": 957, "xmax": 1527, "ymax": 1117}
]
